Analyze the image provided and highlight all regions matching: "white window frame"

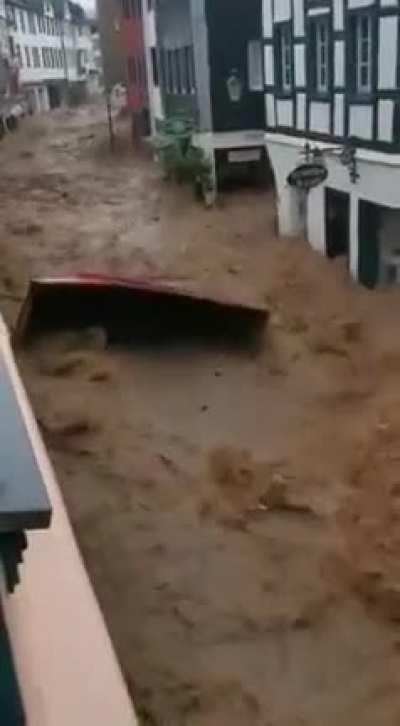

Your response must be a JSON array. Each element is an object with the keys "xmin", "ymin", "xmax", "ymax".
[
  {"xmin": 280, "ymin": 26, "xmax": 292, "ymax": 92},
  {"xmin": 315, "ymin": 19, "xmax": 329, "ymax": 94},
  {"xmin": 247, "ymin": 40, "xmax": 263, "ymax": 91},
  {"xmin": 356, "ymin": 14, "xmax": 372, "ymax": 94}
]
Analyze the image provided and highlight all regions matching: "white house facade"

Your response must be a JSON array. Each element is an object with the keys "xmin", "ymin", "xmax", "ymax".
[
  {"xmin": 5, "ymin": 0, "xmax": 96, "ymax": 113},
  {"xmin": 263, "ymin": 0, "xmax": 400, "ymax": 287}
]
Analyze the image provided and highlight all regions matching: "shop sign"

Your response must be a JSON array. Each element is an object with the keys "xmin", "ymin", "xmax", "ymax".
[{"xmin": 287, "ymin": 162, "xmax": 328, "ymax": 190}]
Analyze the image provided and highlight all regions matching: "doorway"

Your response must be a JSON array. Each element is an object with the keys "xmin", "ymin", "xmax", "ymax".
[
  {"xmin": 206, "ymin": 0, "xmax": 264, "ymax": 132},
  {"xmin": 325, "ymin": 188, "xmax": 350, "ymax": 259},
  {"xmin": 47, "ymin": 85, "xmax": 61, "ymax": 110}
]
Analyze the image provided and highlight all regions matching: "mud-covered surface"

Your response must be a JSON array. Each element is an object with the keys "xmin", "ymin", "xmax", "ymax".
[{"xmin": 4, "ymin": 110, "xmax": 400, "ymax": 725}]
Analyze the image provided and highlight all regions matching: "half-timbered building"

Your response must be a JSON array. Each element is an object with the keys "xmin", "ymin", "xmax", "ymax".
[{"xmin": 264, "ymin": 0, "xmax": 400, "ymax": 286}]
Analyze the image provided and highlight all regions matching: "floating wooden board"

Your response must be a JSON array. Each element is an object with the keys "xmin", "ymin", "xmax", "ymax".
[{"xmin": 15, "ymin": 274, "xmax": 268, "ymax": 347}]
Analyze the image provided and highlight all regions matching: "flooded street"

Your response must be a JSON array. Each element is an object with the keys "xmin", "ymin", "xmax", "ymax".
[{"xmin": 3, "ymin": 109, "xmax": 400, "ymax": 725}]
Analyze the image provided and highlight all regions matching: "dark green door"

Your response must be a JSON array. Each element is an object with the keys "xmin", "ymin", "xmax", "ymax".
[
  {"xmin": 358, "ymin": 200, "xmax": 380, "ymax": 289},
  {"xmin": 206, "ymin": 0, "xmax": 264, "ymax": 132}
]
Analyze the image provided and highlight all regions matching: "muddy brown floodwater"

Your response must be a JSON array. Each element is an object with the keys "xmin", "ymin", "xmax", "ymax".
[{"xmin": 3, "ymin": 108, "xmax": 400, "ymax": 725}]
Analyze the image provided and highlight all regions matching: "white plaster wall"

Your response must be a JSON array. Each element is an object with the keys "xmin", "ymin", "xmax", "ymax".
[
  {"xmin": 378, "ymin": 99, "xmax": 394, "ymax": 142},
  {"xmin": 263, "ymin": 138, "xmax": 304, "ymax": 236},
  {"xmin": 297, "ymin": 93, "xmax": 306, "ymax": 130},
  {"xmin": 293, "ymin": 0, "xmax": 305, "ymax": 36},
  {"xmin": 265, "ymin": 93, "xmax": 276, "ymax": 126},
  {"xmin": 333, "ymin": 0, "xmax": 344, "ymax": 30},
  {"xmin": 147, "ymin": 9, "xmax": 157, "ymax": 47},
  {"xmin": 263, "ymin": 0, "xmax": 273, "ymax": 38},
  {"xmin": 264, "ymin": 45, "xmax": 274, "ymax": 86},
  {"xmin": 310, "ymin": 101, "xmax": 330, "ymax": 134},
  {"xmin": 143, "ymin": 9, "xmax": 163, "ymax": 129},
  {"xmin": 349, "ymin": 105, "xmax": 373, "ymax": 139},
  {"xmin": 308, "ymin": 7, "xmax": 330, "ymax": 15},
  {"xmin": 380, "ymin": 0, "xmax": 398, "ymax": 6},
  {"xmin": 334, "ymin": 41, "xmax": 345, "ymax": 87},
  {"xmin": 334, "ymin": 93, "xmax": 344, "ymax": 136},
  {"xmin": 294, "ymin": 44, "xmax": 305, "ymax": 87},
  {"xmin": 348, "ymin": 0, "xmax": 375, "ymax": 7},
  {"xmin": 274, "ymin": 0, "xmax": 291, "ymax": 23},
  {"xmin": 378, "ymin": 16, "xmax": 398, "ymax": 89},
  {"xmin": 349, "ymin": 194, "xmax": 359, "ymax": 279},
  {"xmin": 307, "ymin": 184, "xmax": 326, "ymax": 253},
  {"xmin": 277, "ymin": 98, "xmax": 293, "ymax": 127}
]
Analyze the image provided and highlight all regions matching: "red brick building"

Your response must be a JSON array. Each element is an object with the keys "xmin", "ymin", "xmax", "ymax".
[{"xmin": 120, "ymin": 0, "xmax": 149, "ymax": 138}]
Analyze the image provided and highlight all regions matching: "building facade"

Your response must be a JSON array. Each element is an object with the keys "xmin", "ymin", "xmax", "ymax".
[
  {"xmin": 120, "ymin": 0, "xmax": 149, "ymax": 137},
  {"xmin": 114, "ymin": 0, "xmax": 268, "ymax": 182},
  {"xmin": 149, "ymin": 0, "xmax": 268, "ymax": 190},
  {"xmin": 96, "ymin": 0, "xmax": 124, "ymax": 88},
  {"xmin": 4, "ymin": 0, "xmax": 96, "ymax": 114},
  {"xmin": 263, "ymin": 0, "xmax": 400, "ymax": 287}
]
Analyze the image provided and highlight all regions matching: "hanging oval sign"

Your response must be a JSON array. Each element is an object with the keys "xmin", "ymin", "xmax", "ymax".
[{"xmin": 287, "ymin": 162, "xmax": 328, "ymax": 190}]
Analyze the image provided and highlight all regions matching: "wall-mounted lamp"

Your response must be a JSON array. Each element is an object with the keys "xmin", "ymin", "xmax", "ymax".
[{"xmin": 302, "ymin": 141, "xmax": 360, "ymax": 184}]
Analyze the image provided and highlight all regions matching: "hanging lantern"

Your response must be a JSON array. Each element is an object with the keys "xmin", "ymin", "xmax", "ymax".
[{"xmin": 226, "ymin": 68, "xmax": 243, "ymax": 103}]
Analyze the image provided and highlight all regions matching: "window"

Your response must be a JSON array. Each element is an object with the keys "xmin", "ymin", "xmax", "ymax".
[
  {"xmin": 19, "ymin": 9, "xmax": 25, "ymax": 33},
  {"xmin": 38, "ymin": 15, "xmax": 44, "ymax": 33},
  {"xmin": 185, "ymin": 46, "xmax": 195, "ymax": 92},
  {"xmin": 127, "ymin": 56, "xmax": 136, "ymax": 84},
  {"xmin": 137, "ymin": 56, "xmax": 146, "ymax": 87},
  {"xmin": 173, "ymin": 49, "xmax": 181, "ymax": 93},
  {"xmin": 180, "ymin": 48, "xmax": 188, "ymax": 93},
  {"xmin": 15, "ymin": 43, "xmax": 22, "ymax": 66},
  {"xmin": 28, "ymin": 12, "xmax": 36, "ymax": 34},
  {"xmin": 6, "ymin": 5, "xmax": 16, "ymax": 29},
  {"xmin": 42, "ymin": 47, "xmax": 46, "ymax": 66},
  {"xmin": 150, "ymin": 47, "xmax": 159, "ymax": 87},
  {"xmin": 148, "ymin": 0, "xmax": 152, "ymax": 8},
  {"xmin": 32, "ymin": 46, "xmax": 40, "ymax": 67},
  {"xmin": 315, "ymin": 19, "xmax": 329, "ymax": 94},
  {"xmin": 247, "ymin": 40, "xmax": 263, "ymax": 91},
  {"xmin": 356, "ymin": 14, "xmax": 372, "ymax": 93},
  {"xmin": 276, "ymin": 24, "xmax": 292, "ymax": 92},
  {"xmin": 166, "ymin": 50, "xmax": 173, "ymax": 92},
  {"xmin": 122, "ymin": 0, "xmax": 130, "ymax": 18},
  {"xmin": 24, "ymin": 46, "xmax": 31, "ymax": 67}
]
